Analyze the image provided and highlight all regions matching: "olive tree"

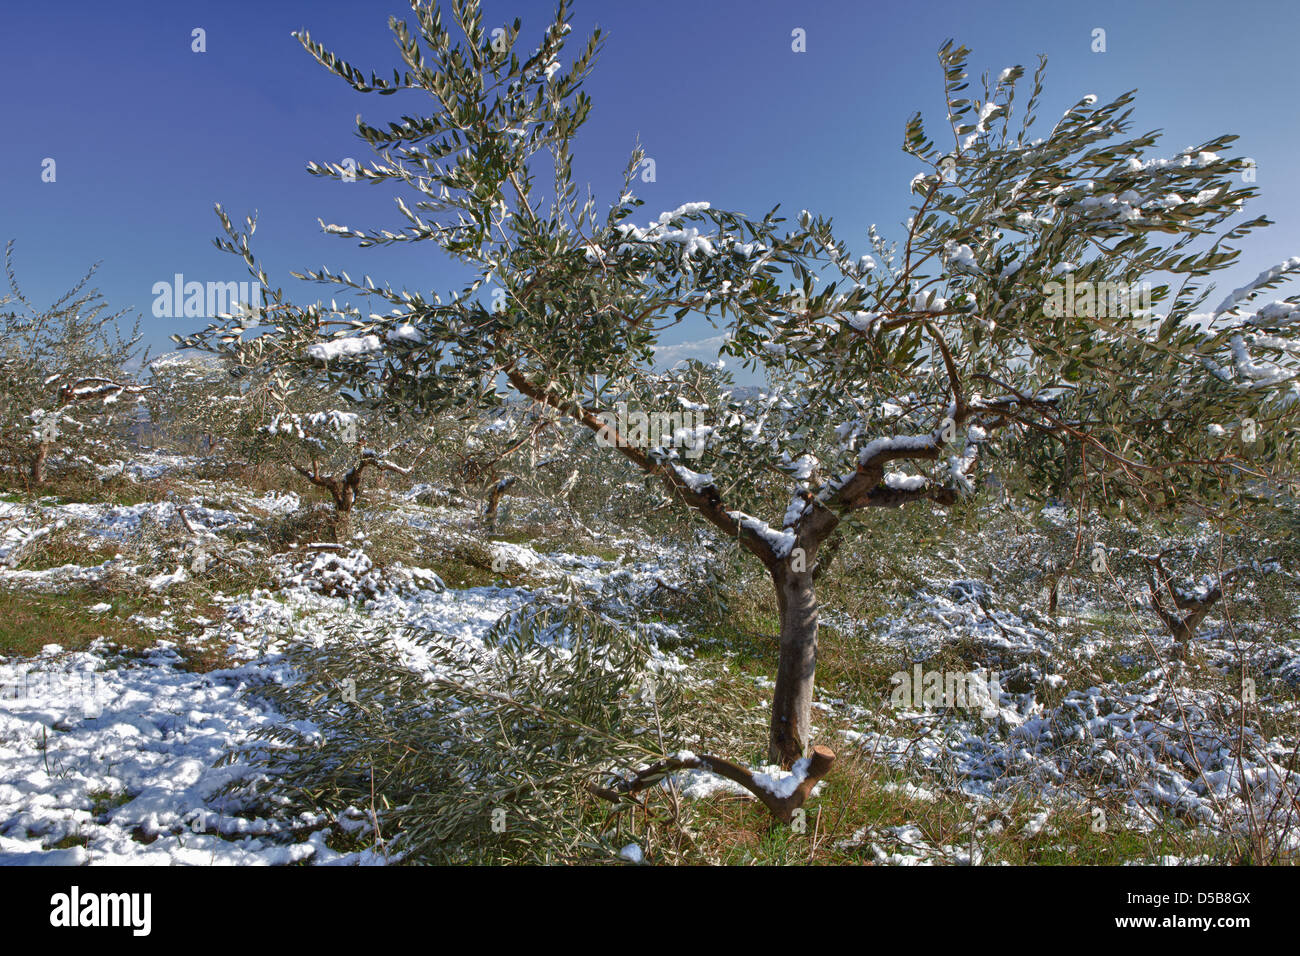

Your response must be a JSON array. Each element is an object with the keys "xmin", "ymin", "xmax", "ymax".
[
  {"xmin": 252, "ymin": 374, "xmax": 429, "ymax": 526},
  {"xmin": 145, "ymin": 351, "xmax": 246, "ymax": 459},
  {"xmin": 180, "ymin": 2, "xmax": 1299, "ymax": 792},
  {"xmin": 0, "ymin": 242, "xmax": 148, "ymax": 486}
]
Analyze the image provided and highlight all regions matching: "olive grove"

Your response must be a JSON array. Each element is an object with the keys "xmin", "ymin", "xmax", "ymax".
[{"xmin": 178, "ymin": 0, "xmax": 1300, "ymax": 817}]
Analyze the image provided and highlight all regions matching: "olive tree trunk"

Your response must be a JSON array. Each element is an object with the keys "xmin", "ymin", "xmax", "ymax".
[
  {"xmin": 768, "ymin": 563, "xmax": 820, "ymax": 767},
  {"xmin": 30, "ymin": 442, "xmax": 50, "ymax": 485}
]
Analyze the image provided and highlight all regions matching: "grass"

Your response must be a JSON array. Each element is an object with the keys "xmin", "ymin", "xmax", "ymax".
[
  {"xmin": 0, "ymin": 473, "xmax": 178, "ymax": 508},
  {"xmin": 630, "ymin": 727, "xmax": 1256, "ymax": 865},
  {"xmin": 427, "ymin": 554, "xmax": 500, "ymax": 589},
  {"xmin": 0, "ymin": 586, "xmax": 228, "ymax": 671},
  {"xmin": 89, "ymin": 788, "xmax": 133, "ymax": 816},
  {"xmin": 490, "ymin": 524, "xmax": 624, "ymax": 563},
  {"xmin": 3, "ymin": 470, "xmax": 1296, "ymax": 865},
  {"xmin": 46, "ymin": 832, "xmax": 91, "ymax": 851},
  {"xmin": 0, "ymin": 588, "xmax": 160, "ymax": 658},
  {"xmin": 427, "ymin": 553, "xmax": 550, "ymax": 591}
]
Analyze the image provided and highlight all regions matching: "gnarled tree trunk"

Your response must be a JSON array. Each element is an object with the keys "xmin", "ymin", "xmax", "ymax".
[
  {"xmin": 483, "ymin": 474, "xmax": 517, "ymax": 531},
  {"xmin": 293, "ymin": 462, "xmax": 363, "ymax": 542}
]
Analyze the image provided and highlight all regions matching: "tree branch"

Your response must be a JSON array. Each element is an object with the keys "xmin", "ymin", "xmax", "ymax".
[
  {"xmin": 590, "ymin": 745, "xmax": 835, "ymax": 824},
  {"xmin": 505, "ymin": 367, "xmax": 780, "ymax": 567}
]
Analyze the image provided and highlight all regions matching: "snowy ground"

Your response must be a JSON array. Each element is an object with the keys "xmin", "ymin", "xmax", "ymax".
[
  {"xmin": 2, "ymin": 463, "xmax": 1297, "ymax": 864},
  {"xmin": 0, "ymin": 476, "xmax": 730, "ymax": 863}
]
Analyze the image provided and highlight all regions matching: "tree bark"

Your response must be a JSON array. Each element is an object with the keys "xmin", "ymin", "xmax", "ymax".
[
  {"xmin": 30, "ymin": 442, "xmax": 50, "ymax": 486},
  {"xmin": 591, "ymin": 745, "xmax": 835, "ymax": 823},
  {"xmin": 483, "ymin": 474, "xmax": 516, "ymax": 531},
  {"xmin": 769, "ymin": 562, "xmax": 820, "ymax": 767}
]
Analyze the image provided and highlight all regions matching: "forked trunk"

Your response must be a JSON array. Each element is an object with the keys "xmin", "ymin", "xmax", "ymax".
[
  {"xmin": 483, "ymin": 475, "xmax": 516, "ymax": 531},
  {"xmin": 768, "ymin": 564, "xmax": 819, "ymax": 767}
]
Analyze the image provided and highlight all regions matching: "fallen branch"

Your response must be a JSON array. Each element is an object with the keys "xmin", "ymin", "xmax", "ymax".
[
  {"xmin": 173, "ymin": 504, "xmax": 201, "ymax": 536},
  {"xmin": 590, "ymin": 745, "xmax": 834, "ymax": 823},
  {"xmin": 297, "ymin": 541, "xmax": 349, "ymax": 552}
]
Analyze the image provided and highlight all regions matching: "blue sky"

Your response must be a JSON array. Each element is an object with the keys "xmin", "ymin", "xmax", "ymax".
[{"xmin": 2, "ymin": 0, "xmax": 1298, "ymax": 365}]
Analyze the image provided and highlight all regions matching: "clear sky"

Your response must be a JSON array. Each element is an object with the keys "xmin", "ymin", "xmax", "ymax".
[{"xmin": 2, "ymin": 0, "xmax": 1298, "ymax": 365}]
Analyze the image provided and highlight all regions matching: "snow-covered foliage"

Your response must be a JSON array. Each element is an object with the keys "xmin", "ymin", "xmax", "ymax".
[
  {"xmin": 173, "ymin": 3, "xmax": 1298, "ymax": 770},
  {"xmin": 243, "ymin": 379, "xmax": 431, "ymax": 518},
  {"xmin": 2, "ymin": 473, "xmax": 1297, "ymax": 864},
  {"xmin": 143, "ymin": 352, "xmax": 251, "ymax": 464},
  {"xmin": 0, "ymin": 242, "xmax": 149, "ymax": 485}
]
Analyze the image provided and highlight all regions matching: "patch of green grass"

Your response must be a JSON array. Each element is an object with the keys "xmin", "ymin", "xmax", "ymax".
[
  {"xmin": 985, "ymin": 802, "xmax": 1245, "ymax": 865},
  {"xmin": 0, "ymin": 474, "xmax": 177, "ymax": 508},
  {"xmin": 0, "ymin": 588, "xmax": 160, "ymax": 658},
  {"xmin": 567, "ymin": 543, "xmax": 623, "ymax": 563},
  {"xmin": 89, "ymin": 788, "xmax": 133, "ymax": 817},
  {"xmin": 0, "ymin": 586, "xmax": 228, "ymax": 671},
  {"xmin": 489, "ymin": 527, "xmax": 541, "ymax": 546},
  {"xmin": 690, "ymin": 618, "xmax": 776, "ymax": 669},
  {"xmin": 489, "ymin": 524, "xmax": 623, "ymax": 563},
  {"xmin": 46, "ymin": 832, "xmax": 91, "ymax": 851},
  {"xmin": 424, "ymin": 548, "xmax": 507, "ymax": 589}
]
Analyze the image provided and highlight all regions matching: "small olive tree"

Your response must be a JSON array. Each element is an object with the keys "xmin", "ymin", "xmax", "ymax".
[
  {"xmin": 1142, "ymin": 547, "xmax": 1288, "ymax": 649},
  {"xmin": 181, "ymin": 2, "xmax": 1299, "ymax": 793},
  {"xmin": 0, "ymin": 242, "xmax": 148, "ymax": 486},
  {"xmin": 144, "ymin": 351, "xmax": 242, "ymax": 458},
  {"xmin": 253, "ymin": 375, "xmax": 429, "ymax": 528}
]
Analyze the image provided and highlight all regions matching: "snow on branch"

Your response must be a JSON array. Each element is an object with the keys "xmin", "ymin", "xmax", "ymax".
[
  {"xmin": 856, "ymin": 434, "xmax": 939, "ymax": 469},
  {"xmin": 56, "ymin": 377, "xmax": 151, "ymax": 406},
  {"xmin": 590, "ymin": 746, "xmax": 834, "ymax": 824},
  {"xmin": 306, "ymin": 335, "xmax": 383, "ymax": 362},
  {"xmin": 727, "ymin": 510, "xmax": 797, "ymax": 559},
  {"xmin": 1213, "ymin": 257, "xmax": 1300, "ymax": 320}
]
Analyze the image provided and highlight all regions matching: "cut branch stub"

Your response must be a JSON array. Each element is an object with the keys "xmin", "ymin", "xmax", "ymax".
[{"xmin": 591, "ymin": 745, "xmax": 835, "ymax": 824}]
